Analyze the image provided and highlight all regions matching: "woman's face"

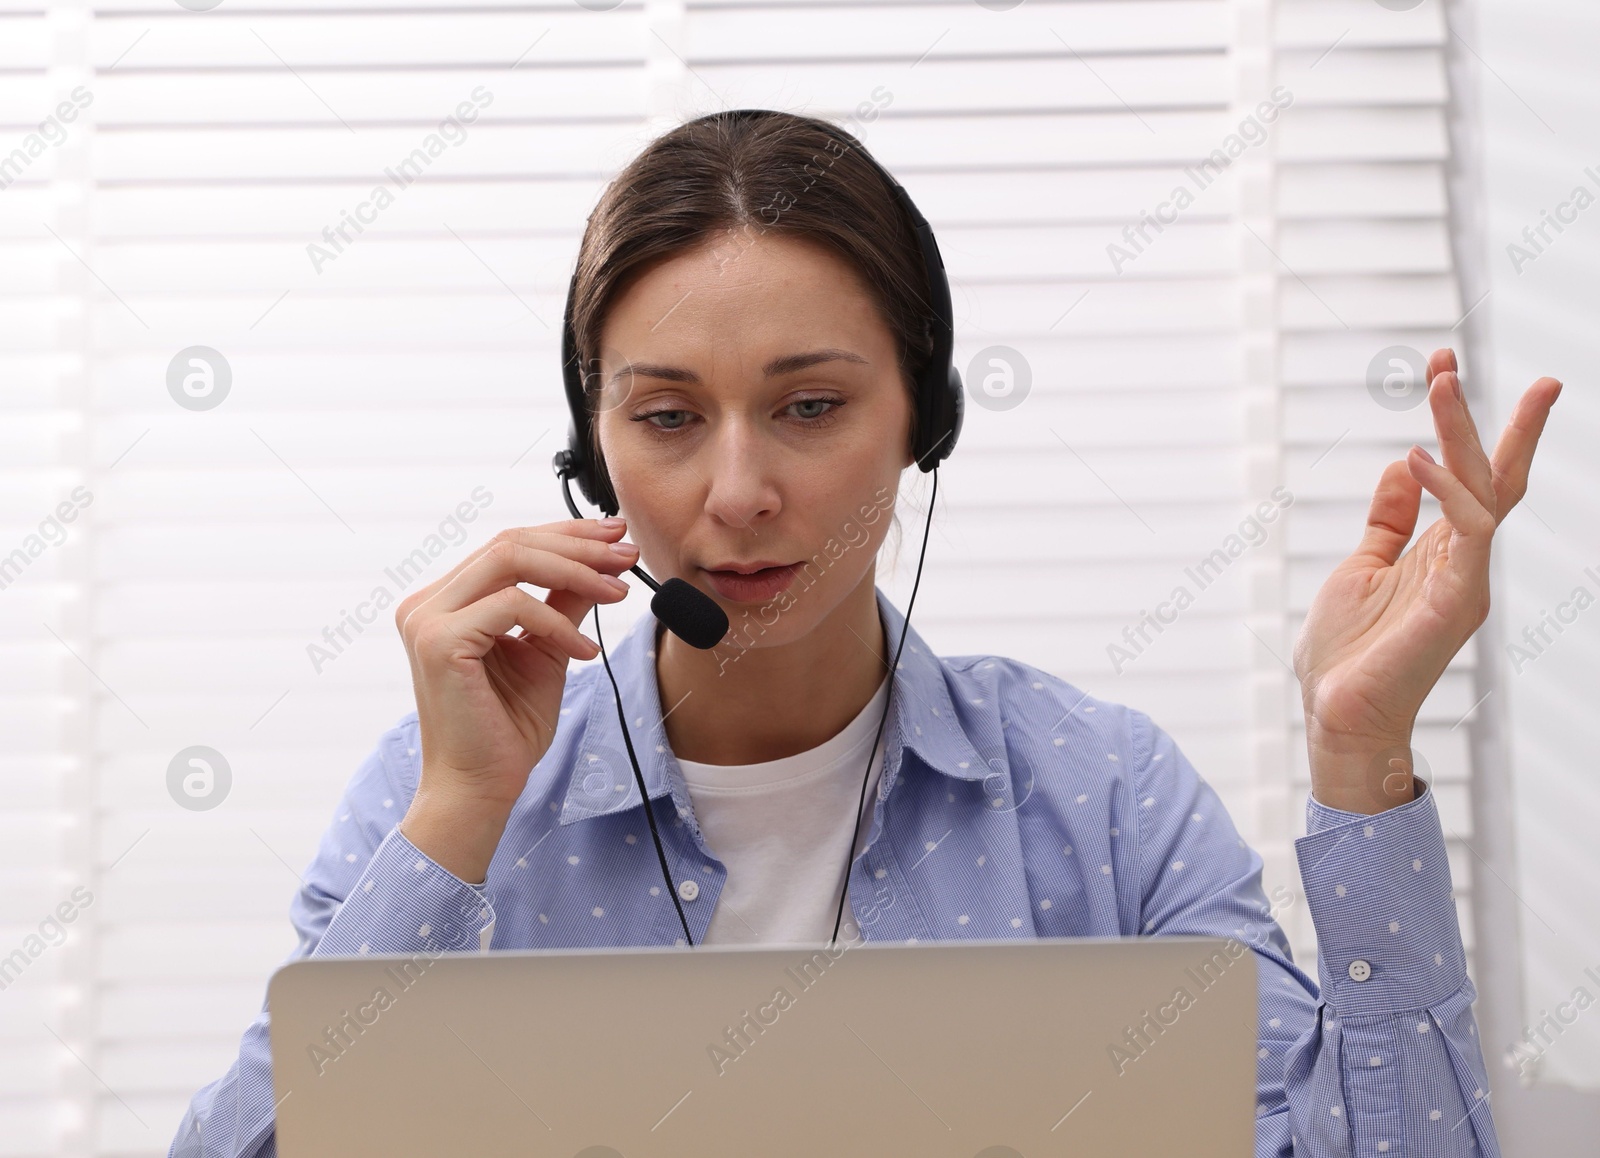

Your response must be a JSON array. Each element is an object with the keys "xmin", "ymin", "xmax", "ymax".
[{"xmin": 594, "ymin": 227, "xmax": 914, "ymax": 649}]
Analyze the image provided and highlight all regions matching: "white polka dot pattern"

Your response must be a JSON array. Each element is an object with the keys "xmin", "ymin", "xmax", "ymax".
[{"xmin": 166, "ymin": 586, "xmax": 1500, "ymax": 1158}]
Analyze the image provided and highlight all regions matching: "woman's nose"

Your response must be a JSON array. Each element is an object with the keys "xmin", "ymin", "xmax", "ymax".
[{"xmin": 698, "ymin": 422, "xmax": 781, "ymax": 530}]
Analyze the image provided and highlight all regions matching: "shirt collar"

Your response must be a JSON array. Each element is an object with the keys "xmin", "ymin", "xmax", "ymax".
[{"xmin": 556, "ymin": 584, "xmax": 990, "ymax": 826}]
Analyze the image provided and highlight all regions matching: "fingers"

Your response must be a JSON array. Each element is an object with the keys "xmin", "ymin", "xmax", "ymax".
[
  {"xmin": 1426, "ymin": 363, "xmax": 1497, "ymax": 517},
  {"xmin": 394, "ymin": 518, "xmax": 634, "ymax": 630},
  {"xmin": 1405, "ymin": 443, "xmax": 1496, "ymax": 577},
  {"xmin": 1487, "ymin": 376, "xmax": 1563, "ymax": 525},
  {"xmin": 544, "ymin": 586, "xmax": 593, "ymax": 632},
  {"xmin": 430, "ymin": 534, "xmax": 637, "ymax": 619},
  {"xmin": 412, "ymin": 518, "xmax": 626, "ymax": 601},
  {"xmin": 415, "ymin": 585, "xmax": 601, "ymax": 665},
  {"xmin": 1353, "ymin": 459, "xmax": 1423, "ymax": 567},
  {"xmin": 1427, "ymin": 347, "xmax": 1458, "ymax": 379}
]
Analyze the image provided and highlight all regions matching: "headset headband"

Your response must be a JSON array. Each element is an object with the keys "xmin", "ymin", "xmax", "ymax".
[{"xmin": 554, "ymin": 109, "xmax": 964, "ymax": 516}]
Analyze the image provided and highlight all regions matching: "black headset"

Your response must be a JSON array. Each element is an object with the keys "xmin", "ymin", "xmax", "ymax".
[{"xmin": 550, "ymin": 108, "xmax": 963, "ymax": 948}]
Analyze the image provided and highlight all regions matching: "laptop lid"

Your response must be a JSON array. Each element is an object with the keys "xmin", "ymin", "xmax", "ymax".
[{"xmin": 268, "ymin": 935, "xmax": 1257, "ymax": 1157}]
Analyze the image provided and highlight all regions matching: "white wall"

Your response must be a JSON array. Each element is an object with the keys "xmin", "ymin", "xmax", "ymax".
[{"xmin": 1460, "ymin": 0, "xmax": 1600, "ymax": 1101}]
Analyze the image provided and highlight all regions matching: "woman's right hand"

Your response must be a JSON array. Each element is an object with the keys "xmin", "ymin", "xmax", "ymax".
[{"xmin": 393, "ymin": 516, "xmax": 638, "ymax": 882}]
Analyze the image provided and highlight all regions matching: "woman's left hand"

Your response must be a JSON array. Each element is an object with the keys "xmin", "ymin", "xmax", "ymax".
[{"xmin": 1291, "ymin": 348, "xmax": 1561, "ymax": 814}]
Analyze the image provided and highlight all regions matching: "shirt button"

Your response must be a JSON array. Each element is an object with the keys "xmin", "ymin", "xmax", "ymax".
[
  {"xmin": 1348, "ymin": 959, "xmax": 1372, "ymax": 982},
  {"xmin": 677, "ymin": 879, "xmax": 700, "ymax": 902}
]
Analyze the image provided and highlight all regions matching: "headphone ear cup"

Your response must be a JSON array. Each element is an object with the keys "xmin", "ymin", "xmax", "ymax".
[
  {"xmin": 913, "ymin": 361, "xmax": 963, "ymax": 472},
  {"xmin": 570, "ymin": 435, "xmax": 621, "ymax": 517},
  {"xmin": 562, "ymin": 344, "xmax": 624, "ymax": 516},
  {"xmin": 591, "ymin": 454, "xmax": 620, "ymax": 517},
  {"xmin": 945, "ymin": 362, "xmax": 964, "ymax": 457}
]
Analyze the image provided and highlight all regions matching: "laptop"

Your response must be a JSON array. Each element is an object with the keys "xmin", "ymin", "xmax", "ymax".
[{"xmin": 268, "ymin": 935, "xmax": 1257, "ymax": 1157}]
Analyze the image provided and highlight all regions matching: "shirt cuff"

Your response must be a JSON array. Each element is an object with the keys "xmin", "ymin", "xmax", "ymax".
[
  {"xmin": 312, "ymin": 824, "xmax": 497, "ymax": 957},
  {"xmin": 1293, "ymin": 776, "xmax": 1468, "ymax": 1015}
]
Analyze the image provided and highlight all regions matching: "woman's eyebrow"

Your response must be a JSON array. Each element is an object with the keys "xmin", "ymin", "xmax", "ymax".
[
  {"xmin": 607, "ymin": 347, "xmax": 868, "ymax": 388},
  {"xmin": 762, "ymin": 348, "xmax": 869, "ymax": 378}
]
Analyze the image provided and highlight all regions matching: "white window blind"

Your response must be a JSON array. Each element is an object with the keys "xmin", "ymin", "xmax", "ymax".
[
  {"xmin": 1271, "ymin": 0, "xmax": 1478, "ymax": 965},
  {"xmin": 0, "ymin": 1, "xmax": 1491, "ymax": 1153},
  {"xmin": 4, "ymin": 2, "xmax": 100, "ymax": 1154}
]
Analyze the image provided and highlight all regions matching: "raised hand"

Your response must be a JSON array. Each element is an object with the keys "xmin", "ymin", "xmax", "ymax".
[
  {"xmin": 1291, "ymin": 348, "xmax": 1561, "ymax": 813},
  {"xmin": 392, "ymin": 517, "xmax": 638, "ymax": 881}
]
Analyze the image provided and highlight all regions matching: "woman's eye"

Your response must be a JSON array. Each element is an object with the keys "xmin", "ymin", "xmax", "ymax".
[
  {"xmin": 634, "ymin": 398, "xmax": 840, "ymax": 433},
  {"xmin": 789, "ymin": 398, "xmax": 837, "ymax": 420}
]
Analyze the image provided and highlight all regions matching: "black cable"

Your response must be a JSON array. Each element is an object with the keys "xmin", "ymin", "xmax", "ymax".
[
  {"xmin": 592, "ymin": 465, "xmax": 940, "ymax": 951},
  {"xmin": 829, "ymin": 463, "xmax": 939, "ymax": 947},
  {"xmin": 592, "ymin": 606, "xmax": 696, "ymax": 947}
]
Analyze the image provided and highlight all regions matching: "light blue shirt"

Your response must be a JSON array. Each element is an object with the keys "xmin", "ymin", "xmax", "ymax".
[{"xmin": 170, "ymin": 585, "xmax": 1499, "ymax": 1156}]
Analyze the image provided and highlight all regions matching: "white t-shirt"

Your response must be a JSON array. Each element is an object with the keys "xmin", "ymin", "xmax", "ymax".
[{"xmin": 675, "ymin": 673, "xmax": 890, "ymax": 946}]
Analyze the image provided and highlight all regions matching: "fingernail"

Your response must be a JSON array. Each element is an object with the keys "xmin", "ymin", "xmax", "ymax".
[
  {"xmin": 1451, "ymin": 375, "xmax": 1463, "ymax": 401},
  {"xmin": 1413, "ymin": 444, "xmax": 1436, "ymax": 464},
  {"xmin": 600, "ymin": 516, "xmax": 626, "ymax": 528},
  {"xmin": 608, "ymin": 540, "xmax": 638, "ymax": 556},
  {"xmin": 603, "ymin": 575, "xmax": 629, "ymax": 594}
]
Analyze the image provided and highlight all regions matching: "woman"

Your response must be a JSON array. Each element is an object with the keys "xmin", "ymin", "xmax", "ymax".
[{"xmin": 171, "ymin": 109, "xmax": 1558, "ymax": 1157}]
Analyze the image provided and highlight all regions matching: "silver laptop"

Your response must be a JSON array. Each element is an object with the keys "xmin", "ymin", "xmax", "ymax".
[{"xmin": 268, "ymin": 935, "xmax": 1257, "ymax": 1157}]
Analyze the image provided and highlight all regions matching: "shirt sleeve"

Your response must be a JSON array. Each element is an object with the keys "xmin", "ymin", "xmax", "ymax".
[
  {"xmin": 1287, "ymin": 770, "xmax": 1499, "ymax": 1157},
  {"xmin": 1129, "ymin": 710, "xmax": 1500, "ymax": 1158},
  {"xmin": 166, "ymin": 717, "xmax": 498, "ymax": 1158}
]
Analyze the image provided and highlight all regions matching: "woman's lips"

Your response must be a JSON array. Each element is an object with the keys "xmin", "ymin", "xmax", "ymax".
[{"xmin": 702, "ymin": 563, "xmax": 801, "ymax": 603}]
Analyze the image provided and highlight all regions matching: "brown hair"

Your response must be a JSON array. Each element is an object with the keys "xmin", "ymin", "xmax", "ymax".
[{"xmin": 569, "ymin": 108, "xmax": 936, "ymax": 499}]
